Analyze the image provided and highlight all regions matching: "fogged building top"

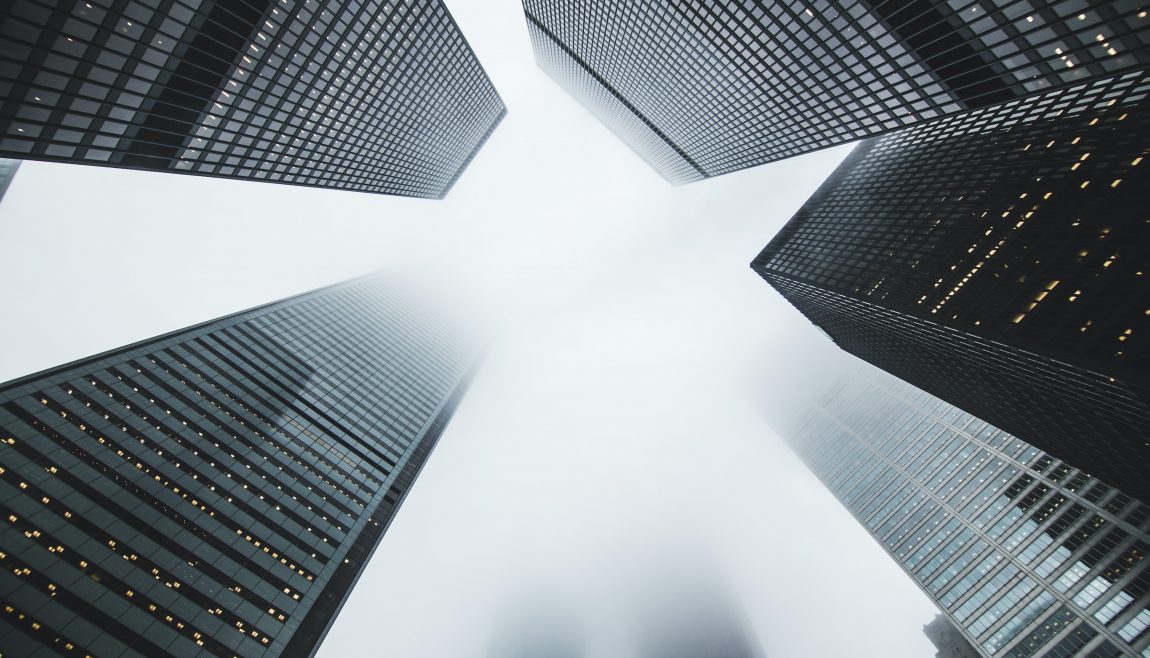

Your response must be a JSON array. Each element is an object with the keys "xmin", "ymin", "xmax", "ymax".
[
  {"xmin": 769, "ymin": 355, "xmax": 1150, "ymax": 658},
  {"xmin": 0, "ymin": 1, "xmax": 505, "ymax": 198},
  {"xmin": 924, "ymin": 613, "xmax": 982, "ymax": 658},
  {"xmin": 0, "ymin": 275, "xmax": 476, "ymax": 657},
  {"xmin": 522, "ymin": 0, "xmax": 1150, "ymax": 183},
  {"xmin": 486, "ymin": 596, "xmax": 584, "ymax": 658},
  {"xmin": 753, "ymin": 66, "xmax": 1150, "ymax": 502},
  {"xmin": 631, "ymin": 572, "xmax": 766, "ymax": 658}
]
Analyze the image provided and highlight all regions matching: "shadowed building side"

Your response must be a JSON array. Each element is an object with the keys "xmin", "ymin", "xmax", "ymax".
[
  {"xmin": 0, "ymin": 0, "xmax": 505, "ymax": 198},
  {"xmin": 753, "ymin": 68, "xmax": 1150, "ymax": 502}
]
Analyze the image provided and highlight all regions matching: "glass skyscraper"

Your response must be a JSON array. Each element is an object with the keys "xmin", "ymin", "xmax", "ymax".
[
  {"xmin": 0, "ymin": 275, "xmax": 475, "ymax": 656},
  {"xmin": 522, "ymin": 0, "xmax": 1150, "ymax": 183},
  {"xmin": 0, "ymin": 0, "xmax": 505, "ymax": 198},
  {"xmin": 769, "ymin": 356, "xmax": 1150, "ymax": 658},
  {"xmin": 753, "ymin": 67, "xmax": 1150, "ymax": 503}
]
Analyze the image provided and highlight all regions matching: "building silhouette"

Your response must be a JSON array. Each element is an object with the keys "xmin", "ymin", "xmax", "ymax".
[
  {"xmin": 631, "ymin": 571, "xmax": 766, "ymax": 658},
  {"xmin": 753, "ymin": 68, "xmax": 1150, "ymax": 502},
  {"xmin": 486, "ymin": 596, "xmax": 584, "ymax": 658},
  {"xmin": 0, "ymin": 1, "xmax": 505, "ymax": 198},
  {"xmin": 924, "ymin": 613, "xmax": 982, "ymax": 658},
  {"xmin": 0, "ymin": 159, "xmax": 19, "ymax": 203},
  {"xmin": 0, "ymin": 275, "xmax": 475, "ymax": 656},
  {"xmin": 768, "ymin": 355, "xmax": 1150, "ymax": 658},
  {"xmin": 523, "ymin": 0, "xmax": 1150, "ymax": 183}
]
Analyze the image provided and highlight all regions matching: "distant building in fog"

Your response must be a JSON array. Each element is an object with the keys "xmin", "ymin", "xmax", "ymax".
[
  {"xmin": 632, "ymin": 573, "xmax": 766, "ymax": 658},
  {"xmin": 768, "ymin": 355, "xmax": 1150, "ymax": 657},
  {"xmin": 486, "ymin": 596, "xmax": 584, "ymax": 658},
  {"xmin": 924, "ymin": 613, "xmax": 981, "ymax": 658},
  {"xmin": 754, "ymin": 67, "xmax": 1150, "ymax": 503}
]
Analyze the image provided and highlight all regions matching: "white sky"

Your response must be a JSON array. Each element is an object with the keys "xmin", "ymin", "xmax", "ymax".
[{"xmin": 0, "ymin": 1, "xmax": 940, "ymax": 656}]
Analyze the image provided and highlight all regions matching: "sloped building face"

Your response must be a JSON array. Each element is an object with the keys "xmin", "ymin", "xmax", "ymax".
[
  {"xmin": 754, "ymin": 68, "xmax": 1150, "ymax": 502},
  {"xmin": 0, "ymin": 0, "xmax": 505, "ymax": 198},
  {"xmin": 773, "ymin": 360, "xmax": 1150, "ymax": 658},
  {"xmin": 523, "ymin": 0, "xmax": 1150, "ymax": 182},
  {"xmin": 0, "ymin": 276, "xmax": 474, "ymax": 656}
]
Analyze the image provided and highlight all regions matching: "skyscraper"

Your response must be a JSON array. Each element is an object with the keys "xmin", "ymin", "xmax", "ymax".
[
  {"xmin": 0, "ymin": 275, "xmax": 475, "ymax": 656},
  {"xmin": 768, "ymin": 355, "xmax": 1150, "ymax": 658},
  {"xmin": 0, "ymin": 1, "xmax": 505, "ymax": 198},
  {"xmin": 752, "ymin": 67, "xmax": 1150, "ymax": 502},
  {"xmin": 523, "ymin": 0, "xmax": 1150, "ymax": 183},
  {"xmin": 0, "ymin": 158, "xmax": 19, "ymax": 204}
]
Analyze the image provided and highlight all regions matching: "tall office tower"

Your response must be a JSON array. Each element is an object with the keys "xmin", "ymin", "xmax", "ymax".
[
  {"xmin": 769, "ymin": 356, "xmax": 1150, "ymax": 658},
  {"xmin": 0, "ymin": 276, "xmax": 475, "ymax": 657},
  {"xmin": 0, "ymin": 158, "xmax": 19, "ymax": 203},
  {"xmin": 752, "ymin": 67, "xmax": 1150, "ymax": 502},
  {"xmin": 925, "ymin": 613, "xmax": 982, "ymax": 658},
  {"xmin": 631, "ymin": 573, "xmax": 767, "ymax": 658},
  {"xmin": 0, "ymin": 1, "xmax": 505, "ymax": 198},
  {"xmin": 522, "ymin": 1, "xmax": 1150, "ymax": 183}
]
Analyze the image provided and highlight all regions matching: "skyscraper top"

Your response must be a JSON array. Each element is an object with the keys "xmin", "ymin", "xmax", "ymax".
[
  {"xmin": 0, "ymin": 0, "xmax": 506, "ymax": 198},
  {"xmin": 524, "ymin": 0, "xmax": 1150, "ymax": 183}
]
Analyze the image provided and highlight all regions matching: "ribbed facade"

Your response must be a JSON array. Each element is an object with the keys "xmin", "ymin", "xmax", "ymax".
[
  {"xmin": 775, "ymin": 360, "xmax": 1150, "ymax": 658},
  {"xmin": 0, "ymin": 275, "xmax": 474, "ymax": 657},
  {"xmin": 753, "ymin": 68, "xmax": 1150, "ymax": 502},
  {"xmin": 0, "ymin": 0, "xmax": 505, "ymax": 198},
  {"xmin": 523, "ymin": 0, "xmax": 1150, "ymax": 182}
]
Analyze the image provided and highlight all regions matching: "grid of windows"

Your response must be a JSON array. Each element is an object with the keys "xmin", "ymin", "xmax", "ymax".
[
  {"xmin": 522, "ymin": 0, "xmax": 1150, "ymax": 182},
  {"xmin": 752, "ymin": 67, "xmax": 1150, "ymax": 504},
  {"xmin": 0, "ymin": 275, "xmax": 474, "ymax": 657},
  {"xmin": 0, "ymin": 0, "xmax": 505, "ymax": 198},
  {"xmin": 774, "ymin": 360, "xmax": 1150, "ymax": 657}
]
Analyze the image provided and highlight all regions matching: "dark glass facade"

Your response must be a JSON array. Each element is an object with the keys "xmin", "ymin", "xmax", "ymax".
[
  {"xmin": 0, "ymin": 275, "xmax": 475, "ymax": 656},
  {"xmin": 523, "ymin": 0, "xmax": 1150, "ymax": 183},
  {"xmin": 771, "ymin": 358, "xmax": 1150, "ymax": 658},
  {"xmin": 0, "ymin": 0, "xmax": 505, "ymax": 198},
  {"xmin": 753, "ymin": 68, "xmax": 1150, "ymax": 503}
]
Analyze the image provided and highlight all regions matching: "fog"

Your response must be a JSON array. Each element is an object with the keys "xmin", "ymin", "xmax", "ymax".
[{"xmin": 0, "ymin": 1, "xmax": 940, "ymax": 656}]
